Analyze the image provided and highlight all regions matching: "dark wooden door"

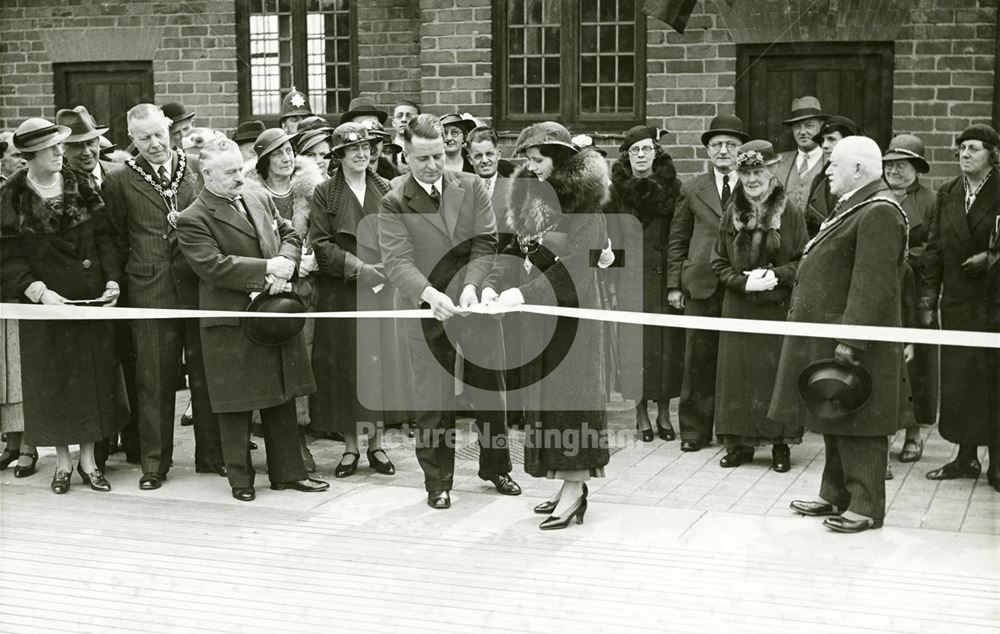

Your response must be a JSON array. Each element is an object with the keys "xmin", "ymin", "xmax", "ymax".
[
  {"xmin": 735, "ymin": 42, "xmax": 894, "ymax": 152},
  {"xmin": 54, "ymin": 62, "xmax": 154, "ymax": 150}
]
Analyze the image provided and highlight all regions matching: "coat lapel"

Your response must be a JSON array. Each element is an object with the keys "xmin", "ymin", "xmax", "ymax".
[
  {"xmin": 248, "ymin": 198, "xmax": 279, "ymax": 257},
  {"xmin": 941, "ymin": 186, "xmax": 974, "ymax": 250},
  {"xmin": 129, "ymin": 156, "xmax": 171, "ymax": 212},
  {"xmin": 440, "ymin": 172, "xmax": 464, "ymax": 237},
  {"xmin": 695, "ymin": 172, "xmax": 724, "ymax": 217},
  {"xmin": 403, "ymin": 175, "xmax": 449, "ymax": 237},
  {"xmin": 201, "ymin": 189, "xmax": 257, "ymax": 240},
  {"xmin": 965, "ymin": 167, "xmax": 1000, "ymax": 234}
]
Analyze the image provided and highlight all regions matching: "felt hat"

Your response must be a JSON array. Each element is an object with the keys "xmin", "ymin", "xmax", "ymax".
[
  {"xmin": 56, "ymin": 106, "xmax": 108, "ymax": 143},
  {"xmin": 798, "ymin": 359, "xmax": 873, "ymax": 421},
  {"xmin": 161, "ymin": 102, "xmax": 195, "ymax": 124},
  {"xmin": 735, "ymin": 139, "xmax": 782, "ymax": 171},
  {"xmin": 782, "ymin": 96, "xmax": 827, "ymax": 125},
  {"xmin": 340, "ymin": 96, "xmax": 388, "ymax": 125},
  {"xmin": 619, "ymin": 125, "xmax": 669, "ymax": 152},
  {"xmin": 232, "ymin": 120, "xmax": 266, "ymax": 144},
  {"xmin": 13, "ymin": 117, "xmax": 71, "ymax": 153},
  {"xmin": 439, "ymin": 113, "xmax": 478, "ymax": 136},
  {"xmin": 811, "ymin": 115, "xmax": 859, "ymax": 144},
  {"xmin": 242, "ymin": 292, "xmax": 307, "ymax": 347},
  {"xmin": 329, "ymin": 122, "xmax": 372, "ymax": 154},
  {"xmin": 956, "ymin": 123, "xmax": 1000, "ymax": 149},
  {"xmin": 701, "ymin": 114, "xmax": 749, "ymax": 146},
  {"xmin": 253, "ymin": 128, "xmax": 295, "ymax": 159},
  {"xmin": 514, "ymin": 121, "xmax": 578, "ymax": 155},
  {"xmin": 882, "ymin": 134, "xmax": 930, "ymax": 173}
]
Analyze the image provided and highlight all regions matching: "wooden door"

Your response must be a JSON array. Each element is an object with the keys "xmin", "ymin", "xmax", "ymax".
[
  {"xmin": 54, "ymin": 62, "xmax": 154, "ymax": 150},
  {"xmin": 735, "ymin": 42, "xmax": 894, "ymax": 152}
]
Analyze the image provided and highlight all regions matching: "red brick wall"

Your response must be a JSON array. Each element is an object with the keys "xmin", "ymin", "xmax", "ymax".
[{"xmin": 356, "ymin": 0, "xmax": 422, "ymax": 110}]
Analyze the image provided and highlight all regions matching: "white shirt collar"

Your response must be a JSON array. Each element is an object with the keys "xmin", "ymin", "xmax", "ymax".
[
  {"xmin": 149, "ymin": 154, "xmax": 173, "ymax": 177},
  {"xmin": 414, "ymin": 176, "xmax": 443, "ymax": 196},
  {"xmin": 713, "ymin": 168, "xmax": 733, "ymax": 197},
  {"xmin": 799, "ymin": 146, "xmax": 823, "ymax": 170},
  {"xmin": 91, "ymin": 163, "xmax": 103, "ymax": 187}
]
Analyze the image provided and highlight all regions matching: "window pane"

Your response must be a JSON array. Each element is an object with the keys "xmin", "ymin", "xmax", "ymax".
[
  {"xmin": 526, "ymin": 57, "xmax": 542, "ymax": 84},
  {"xmin": 581, "ymin": 0, "xmax": 597, "ymax": 23},
  {"xmin": 617, "ymin": 55, "xmax": 633, "ymax": 81},
  {"xmin": 307, "ymin": 1, "xmax": 353, "ymax": 115},
  {"xmin": 581, "ymin": 55, "xmax": 597, "ymax": 83},
  {"xmin": 618, "ymin": 86, "xmax": 633, "ymax": 110},
  {"xmin": 509, "ymin": 87, "xmax": 524, "ymax": 114},
  {"xmin": 618, "ymin": 24, "xmax": 634, "ymax": 50},
  {"xmin": 526, "ymin": 87, "xmax": 542, "ymax": 112},
  {"xmin": 581, "ymin": 86, "xmax": 597, "ymax": 112},
  {"xmin": 599, "ymin": 0, "xmax": 616, "ymax": 22},
  {"xmin": 248, "ymin": 2, "xmax": 290, "ymax": 116},
  {"xmin": 580, "ymin": 25, "xmax": 597, "ymax": 54},
  {"xmin": 599, "ymin": 56, "xmax": 615, "ymax": 83},
  {"xmin": 543, "ymin": 57, "xmax": 559, "ymax": 84},
  {"xmin": 543, "ymin": 26, "xmax": 559, "ymax": 55},
  {"xmin": 544, "ymin": 87, "xmax": 559, "ymax": 112},
  {"xmin": 599, "ymin": 86, "xmax": 615, "ymax": 113},
  {"xmin": 507, "ymin": 0, "xmax": 559, "ymax": 114}
]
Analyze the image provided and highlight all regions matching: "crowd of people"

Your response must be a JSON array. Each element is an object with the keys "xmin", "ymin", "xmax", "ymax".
[{"xmin": 0, "ymin": 88, "xmax": 998, "ymax": 534}]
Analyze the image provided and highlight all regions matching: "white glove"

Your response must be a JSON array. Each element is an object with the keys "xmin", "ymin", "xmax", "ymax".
[
  {"xmin": 744, "ymin": 269, "xmax": 778, "ymax": 293},
  {"xmin": 480, "ymin": 287, "xmax": 499, "ymax": 303},
  {"xmin": 497, "ymin": 288, "xmax": 525, "ymax": 307},
  {"xmin": 299, "ymin": 248, "xmax": 317, "ymax": 277},
  {"xmin": 39, "ymin": 289, "xmax": 68, "ymax": 305},
  {"xmin": 598, "ymin": 239, "xmax": 615, "ymax": 268},
  {"xmin": 459, "ymin": 284, "xmax": 478, "ymax": 308}
]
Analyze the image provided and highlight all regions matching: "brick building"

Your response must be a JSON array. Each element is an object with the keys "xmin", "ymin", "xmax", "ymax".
[{"xmin": 1, "ymin": 0, "xmax": 997, "ymax": 187}]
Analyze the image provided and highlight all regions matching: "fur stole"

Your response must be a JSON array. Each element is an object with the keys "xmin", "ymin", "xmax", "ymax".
[
  {"xmin": 729, "ymin": 179, "xmax": 787, "ymax": 271},
  {"xmin": 242, "ymin": 155, "xmax": 324, "ymax": 240},
  {"xmin": 0, "ymin": 167, "xmax": 99, "ymax": 235},
  {"xmin": 609, "ymin": 154, "xmax": 681, "ymax": 225},
  {"xmin": 504, "ymin": 147, "xmax": 610, "ymax": 238}
]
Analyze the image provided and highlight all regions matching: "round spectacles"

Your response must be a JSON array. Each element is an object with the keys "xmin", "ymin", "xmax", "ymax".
[
  {"xmin": 628, "ymin": 145, "xmax": 656, "ymax": 156},
  {"xmin": 708, "ymin": 141, "xmax": 740, "ymax": 151}
]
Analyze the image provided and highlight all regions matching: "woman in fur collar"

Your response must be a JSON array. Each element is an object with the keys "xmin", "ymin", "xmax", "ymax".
[
  {"xmin": 489, "ymin": 121, "xmax": 610, "ymax": 530},
  {"xmin": 605, "ymin": 125, "xmax": 684, "ymax": 443},
  {"xmin": 710, "ymin": 140, "xmax": 808, "ymax": 472}
]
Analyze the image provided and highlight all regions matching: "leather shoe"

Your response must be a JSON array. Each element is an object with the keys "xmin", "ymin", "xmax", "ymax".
[
  {"xmin": 534, "ymin": 483, "xmax": 587, "ymax": 514},
  {"xmin": 180, "ymin": 412, "xmax": 194, "ymax": 427},
  {"xmin": 51, "ymin": 470, "xmax": 72, "ymax": 494},
  {"xmin": 680, "ymin": 440, "xmax": 702, "ymax": 452},
  {"xmin": 823, "ymin": 516, "xmax": 883, "ymax": 533},
  {"xmin": 232, "ymin": 487, "xmax": 255, "ymax": 502},
  {"xmin": 76, "ymin": 463, "xmax": 111, "ymax": 492},
  {"xmin": 13, "ymin": 452, "xmax": 38, "ymax": 478},
  {"xmin": 655, "ymin": 417, "xmax": 676, "ymax": 441},
  {"xmin": 479, "ymin": 472, "xmax": 522, "ymax": 496},
  {"xmin": 0, "ymin": 448, "xmax": 19, "ymax": 470},
  {"xmin": 138, "ymin": 473, "xmax": 165, "ymax": 490},
  {"xmin": 790, "ymin": 500, "xmax": 840, "ymax": 516},
  {"xmin": 771, "ymin": 444, "xmax": 791, "ymax": 473},
  {"xmin": 926, "ymin": 458, "xmax": 981, "ymax": 480},
  {"xmin": 720, "ymin": 446, "xmax": 753, "ymax": 468},
  {"xmin": 334, "ymin": 451, "xmax": 359, "ymax": 478},
  {"xmin": 367, "ymin": 449, "xmax": 395, "ymax": 475},
  {"xmin": 427, "ymin": 489, "xmax": 451, "ymax": 509},
  {"xmin": 899, "ymin": 439, "xmax": 924, "ymax": 463},
  {"xmin": 195, "ymin": 463, "xmax": 228, "ymax": 477},
  {"xmin": 270, "ymin": 477, "xmax": 329, "ymax": 492}
]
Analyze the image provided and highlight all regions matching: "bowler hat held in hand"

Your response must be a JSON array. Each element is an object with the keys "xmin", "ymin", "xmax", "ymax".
[{"xmin": 241, "ymin": 291, "xmax": 306, "ymax": 347}]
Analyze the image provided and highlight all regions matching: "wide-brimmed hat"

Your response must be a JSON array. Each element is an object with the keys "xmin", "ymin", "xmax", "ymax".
[
  {"xmin": 13, "ymin": 117, "xmax": 71, "ymax": 153},
  {"xmin": 358, "ymin": 119, "xmax": 392, "ymax": 140},
  {"xmin": 231, "ymin": 120, "xmax": 266, "ymax": 144},
  {"xmin": 798, "ymin": 359, "xmax": 873, "ymax": 421},
  {"xmin": 242, "ymin": 292, "xmax": 307, "ymax": 347},
  {"xmin": 811, "ymin": 115, "xmax": 859, "ymax": 145},
  {"xmin": 618, "ymin": 125, "xmax": 668, "ymax": 152},
  {"xmin": 782, "ymin": 96, "xmax": 827, "ymax": 125},
  {"xmin": 161, "ymin": 102, "xmax": 195, "ymax": 124},
  {"xmin": 439, "ymin": 113, "xmax": 478, "ymax": 136},
  {"xmin": 514, "ymin": 121, "xmax": 579, "ymax": 155},
  {"xmin": 329, "ymin": 122, "xmax": 371, "ymax": 154},
  {"xmin": 340, "ymin": 96, "xmax": 388, "ymax": 125},
  {"xmin": 253, "ymin": 128, "xmax": 295, "ymax": 159},
  {"xmin": 56, "ymin": 106, "xmax": 108, "ymax": 143},
  {"xmin": 701, "ymin": 114, "xmax": 749, "ymax": 146},
  {"xmin": 98, "ymin": 135, "xmax": 117, "ymax": 160},
  {"xmin": 296, "ymin": 129, "xmax": 332, "ymax": 155},
  {"xmin": 280, "ymin": 87, "xmax": 313, "ymax": 120},
  {"xmin": 956, "ymin": 123, "xmax": 1000, "ymax": 149},
  {"xmin": 882, "ymin": 133, "xmax": 929, "ymax": 173},
  {"xmin": 735, "ymin": 140, "xmax": 782, "ymax": 171}
]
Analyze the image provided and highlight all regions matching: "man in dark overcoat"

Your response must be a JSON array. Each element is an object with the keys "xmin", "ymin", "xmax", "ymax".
[
  {"xmin": 378, "ymin": 113, "xmax": 519, "ymax": 510},
  {"xmin": 921, "ymin": 124, "xmax": 1000, "ymax": 486},
  {"xmin": 104, "ymin": 103, "xmax": 224, "ymax": 489},
  {"xmin": 773, "ymin": 136, "xmax": 911, "ymax": 533},
  {"xmin": 176, "ymin": 138, "xmax": 328, "ymax": 502},
  {"xmin": 666, "ymin": 114, "xmax": 748, "ymax": 451}
]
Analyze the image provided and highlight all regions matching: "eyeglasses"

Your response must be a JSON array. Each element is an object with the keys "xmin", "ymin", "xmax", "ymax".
[
  {"xmin": 708, "ymin": 141, "xmax": 740, "ymax": 151},
  {"xmin": 443, "ymin": 128, "xmax": 465, "ymax": 139},
  {"xmin": 882, "ymin": 161, "xmax": 910, "ymax": 172},
  {"xmin": 958, "ymin": 143, "xmax": 987, "ymax": 154},
  {"xmin": 628, "ymin": 144, "xmax": 656, "ymax": 156}
]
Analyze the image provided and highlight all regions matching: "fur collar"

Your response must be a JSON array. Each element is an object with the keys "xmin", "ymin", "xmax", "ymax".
[
  {"xmin": 504, "ymin": 147, "xmax": 609, "ymax": 237},
  {"xmin": 610, "ymin": 154, "xmax": 680, "ymax": 224},
  {"xmin": 242, "ymin": 155, "xmax": 324, "ymax": 240},
  {"xmin": 729, "ymin": 179, "xmax": 787, "ymax": 271},
  {"xmin": 0, "ymin": 167, "xmax": 97, "ymax": 235}
]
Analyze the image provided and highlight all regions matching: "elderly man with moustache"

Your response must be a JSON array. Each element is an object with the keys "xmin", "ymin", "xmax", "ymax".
[
  {"xmin": 104, "ymin": 103, "xmax": 225, "ymax": 490},
  {"xmin": 176, "ymin": 138, "xmax": 329, "ymax": 502},
  {"xmin": 776, "ymin": 96, "xmax": 828, "ymax": 211},
  {"xmin": 775, "ymin": 136, "xmax": 911, "ymax": 533}
]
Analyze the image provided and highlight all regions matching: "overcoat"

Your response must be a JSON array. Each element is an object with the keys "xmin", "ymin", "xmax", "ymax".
[
  {"xmin": 493, "ymin": 149, "xmax": 610, "ymax": 477},
  {"xmin": 605, "ymin": 154, "xmax": 685, "ymax": 402},
  {"xmin": 921, "ymin": 168, "xmax": 1000, "ymax": 444},
  {"xmin": 176, "ymin": 187, "xmax": 315, "ymax": 413},
  {"xmin": 711, "ymin": 181, "xmax": 808, "ymax": 443},
  {"xmin": 768, "ymin": 180, "xmax": 912, "ymax": 436},
  {"xmin": 0, "ymin": 167, "xmax": 125, "ymax": 445}
]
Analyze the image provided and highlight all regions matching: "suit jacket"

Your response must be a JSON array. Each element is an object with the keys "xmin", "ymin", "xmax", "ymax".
[
  {"xmin": 378, "ymin": 169, "xmax": 498, "ymax": 311},
  {"xmin": 666, "ymin": 170, "xmax": 728, "ymax": 299},
  {"xmin": 103, "ymin": 150, "xmax": 201, "ymax": 309},
  {"xmin": 175, "ymin": 187, "xmax": 315, "ymax": 413},
  {"xmin": 803, "ymin": 165, "xmax": 836, "ymax": 237}
]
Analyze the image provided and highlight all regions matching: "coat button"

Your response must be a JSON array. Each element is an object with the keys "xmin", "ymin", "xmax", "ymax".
[
  {"xmin": 81, "ymin": 259, "xmax": 92, "ymax": 269},
  {"xmin": 162, "ymin": 234, "xmax": 169, "ymax": 240}
]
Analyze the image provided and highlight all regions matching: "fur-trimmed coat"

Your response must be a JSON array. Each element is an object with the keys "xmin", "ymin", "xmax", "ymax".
[
  {"xmin": 604, "ymin": 154, "xmax": 685, "ymax": 401},
  {"xmin": 494, "ymin": 148, "xmax": 610, "ymax": 476}
]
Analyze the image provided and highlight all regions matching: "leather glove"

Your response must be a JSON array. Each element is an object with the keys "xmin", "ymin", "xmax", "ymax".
[{"xmin": 834, "ymin": 342, "xmax": 860, "ymax": 367}]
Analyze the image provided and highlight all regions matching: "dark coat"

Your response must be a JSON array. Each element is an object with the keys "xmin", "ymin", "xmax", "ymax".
[
  {"xmin": 711, "ymin": 181, "xmax": 808, "ymax": 443},
  {"xmin": 104, "ymin": 150, "xmax": 201, "ymax": 309},
  {"xmin": 605, "ymin": 155, "xmax": 685, "ymax": 401},
  {"xmin": 921, "ymin": 168, "xmax": 999, "ymax": 444},
  {"xmin": 804, "ymin": 165, "xmax": 836, "ymax": 237},
  {"xmin": 666, "ymin": 170, "xmax": 729, "ymax": 299},
  {"xmin": 176, "ymin": 187, "xmax": 315, "ymax": 413},
  {"xmin": 768, "ymin": 179, "xmax": 912, "ymax": 436},
  {"xmin": 0, "ymin": 167, "xmax": 125, "ymax": 445},
  {"xmin": 494, "ymin": 148, "xmax": 610, "ymax": 476}
]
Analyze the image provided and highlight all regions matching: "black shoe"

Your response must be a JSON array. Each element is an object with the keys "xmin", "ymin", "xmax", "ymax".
[
  {"xmin": 138, "ymin": 472, "xmax": 165, "ymax": 490},
  {"xmin": 926, "ymin": 458, "xmax": 982, "ymax": 480},
  {"xmin": 51, "ymin": 470, "xmax": 72, "ymax": 494},
  {"xmin": 0, "ymin": 448, "xmax": 19, "ymax": 470},
  {"xmin": 367, "ymin": 449, "xmax": 395, "ymax": 475},
  {"xmin": 790, "ymin": 500, "xmax": 840, "ymax": 516},
  {"xmin": 180, "ymin": 412, "xmax": 194, "ymax": 427},
  {"xmin": 533, "ymin": 483, "xmax": 587, "ymax": 514},
  {"xmin": 195, "ymin": 463, "xmax": 228, "ymax": 477},
  {"xmin": 270, "ymin": 477, "xmax": 329, "ymax": 492},
  {"xmin": 635, "ymin": 407, "xmax": 654, "ymax": 443},
  {"xmin": 539, "ymin": 495, "xmax": 588, "ymax": 530},
  {"xmin": 232, "ymin": 487, "xmax": 256, "ymax": 502},
  {"xmin": 479, "ymin": 472, "xmax": 522, "ymax": 496},
  {"xmin": 771, "ymin": 444, "xmax": 791, "ymax": 473},
  {"xmin": 823, "ymin": 516, "xmax": 883, "ymax": 533},
  {"xmin": 76, "ymin": 463, "xmax": 111, "ymax": 492},
  {"xmin": 13, "ymin": 452, "xmax": 38, "ymax": 478},
  {"xmin": 427, "ymin": 489, "xmax": 451, "ymax": 509},
  {"xmin": 334, "ymin": 452, "xmax": 359, "ymax": 478},
  {"xmin": 720, "ymin": 446, "xmax": 754, "ymax": 468},
  {"xmin": 655, "ymin": 416, "xmax": 676, "ymax": 441},
  {"xmin": 680, "ymin": 440, "xmax": 702, "ymax": 452}
]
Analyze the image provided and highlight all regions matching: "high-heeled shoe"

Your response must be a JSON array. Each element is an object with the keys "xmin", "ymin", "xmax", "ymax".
[
  {"xmin": 367, "ymin": 449, "xmax": 395, "ymax": 475},
  {"xmin": 635, "ymin": 406, "xmax": 654, "ymax": 442},
  {"xmin": 51, "ymin": 470, "xmax": 72, "ymax": 494},
  {"xmin": 334, "ymin": 451, "xmax": 359, "ymax": 478},
  {"xmin": 655, "ymin": 415, "xmax": 676, "ymax": 441},
  {"xmin": 539, "ymin": 495, "xmax": 588, "ymax": 530},
  {"xmin": 13, "ymin": 452, "xmax": 38, "ymax": 478},
  {"xmin": 76, "ymin": 462, "xmax": 111, "ymax": 492},
  {"xmin": 0, "ymin": 448, "xmax": 19, "ymax": 470},
  {"xmin": 534, "ymin": 483, "xmax": 588, "ymax": 514}
]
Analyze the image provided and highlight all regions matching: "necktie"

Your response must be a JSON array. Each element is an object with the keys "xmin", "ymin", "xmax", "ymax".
[
  {"xmin": 429, "ymin": 184, "xmax": 441, "ymax": 207},
  {"xmin": 721, "ymin": 174, "xmax": 731, "ymax": 207},
  {"xmin": 157, "ymin": 165, "xmax": 170, "ymax": 189},
  {"xmin": 485, "ymin": 177, "xmax": 494, "ymax": 198},
  {"xmin": 797, "ymin": 153, "xmax": 808, "ymax": 176},
  {"xmin": 232, "ymin": 196, "xmax": 255, "ymax": 228}
]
